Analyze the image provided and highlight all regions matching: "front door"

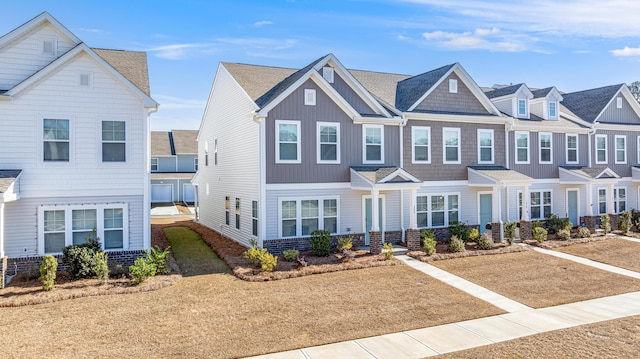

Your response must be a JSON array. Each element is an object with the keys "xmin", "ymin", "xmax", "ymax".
[
  {"xmin": 479, "ymin": 193, "xmax": 493, "ymax": 229},
  {"xmin": 567, "ymin": 189, "xmax": 578, "ymax": 226},
  {"xmin": 364, "ymin": 197, "xmax": 384, "ymax": 245}
]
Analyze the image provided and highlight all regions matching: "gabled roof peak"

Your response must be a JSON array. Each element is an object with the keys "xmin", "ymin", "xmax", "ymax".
[{"xmin": 484, "ymin": 83, "xmax": 528, "ymax": 99}]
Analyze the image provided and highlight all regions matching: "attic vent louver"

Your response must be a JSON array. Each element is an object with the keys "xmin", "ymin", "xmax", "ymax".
[{"xmin": 322, "ymin": 67, "xmax": 334, "ymax": 83}]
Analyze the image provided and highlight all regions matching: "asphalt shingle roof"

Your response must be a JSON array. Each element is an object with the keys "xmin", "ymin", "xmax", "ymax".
[
  {"xmin": 560, "ymin": 166, "xmax": 618, "ymax": 179},
  {"xmin": 531, "ymin": 87, "xmax": 554, "ymax": 98},
  {"xmin": 150, "ymin": 131, "xmax": 171, "ymax": 156},
  {"xmin": 92, "ymin": 48, "xmax": 151, "ymax": 96},
  {"xmin": 395, "ymin": 64, "xmax": 456, "ymax": 111},
  {"xmin": 560, "ymin": 84, "xmax": 623, "ymax": 123},
  {"xmin": 0, "ymin": 170, "xmax": 21, "ymax": 193},
  {"xmin": 484, "ymin": 83, "xmax": 525, "ymax": 99},
  {"xmin": 171, "ymin": 130, "xmax": 198, "ymax": 154},
  {"xmin": 468, "ymin": 166, "xmax": 533, "ymax": 182}
]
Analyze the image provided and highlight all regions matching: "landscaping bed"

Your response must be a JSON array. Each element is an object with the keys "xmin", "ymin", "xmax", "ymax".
[
  {"xmin": 408, "ymin": 241, "xmax": 528, "ymax": 263},
  {"xmin": 523, "ymin": 231, "xmax": 611, "ymax": 249},
  {"xmin": 555, "ymin": 237, "xmax": 640, "ymax": 272}
]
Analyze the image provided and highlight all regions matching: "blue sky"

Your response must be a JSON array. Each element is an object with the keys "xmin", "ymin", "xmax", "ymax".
[{"xmin": 2, "ymin": 1, "xmax": 640, "ymax": 130}]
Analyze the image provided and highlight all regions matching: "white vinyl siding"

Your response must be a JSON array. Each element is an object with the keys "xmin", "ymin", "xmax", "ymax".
[
  {"xmin": 416, "ymin": 193, "xmax": 459, "ymax": 228},
  {"xmin": 363, "ymin": 124, "xmax": 384, "ymax": 164},
  {"xmin": 615, "ymin": 135, "xmax": 626, "ymax": 164},
  {"xmin": 637, "ymin": 136, "xmax": 640, "ymax": 164},
  {"xmin": 317, "ymin": 122, "xmax": 340, "ymax": 164},
  {"xmin": 443, "ymin": 127, "xmax": 461, "ymax": 164},
  {"xmin": 539, "ymin": 132, "xmax": 552, "ymax": 164},
  {"xmin": 515, "ymin": 131, "xmax": 530, "ymax": 164},
  {"xmin": 596, "ymin": 134, "xmax": 607, "ymax": 164},
  {"xmin": 278, "ymin": 197, "xmax": 339, "ymax": 238},
  {"xmin": 412, "ymin": 126, "xmax": 431, "ymax": 164},
  {"xmin": 566, "ymin": 134, "xmax": 578, "ymax": 164},
  {"xmin": 275, "ymin": 120, "xmax": 301, "ymax": 164},
  {"xmin": 477, "ymin": 129, "xmax": 494, "ymax": 164}
]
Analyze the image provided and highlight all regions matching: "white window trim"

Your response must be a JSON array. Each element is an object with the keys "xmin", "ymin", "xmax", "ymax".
[
  {"xmin": 275, "ymin": 120, "xmax": 301, "ymax": 164},
  {"xmin": 597, "ymin": 187, "xmax": 608, "ymax": 214},
  {"xmin": 548, "ymin": 101, "xmax": 557, "ymax": 119},
  {"xmin": 615, "ymin": 135, "xmax": 627, "ymax": 164},
  {"xmin": 151, "ymin": 158, "xmax": 158, "ymax": 172},
  {"xmin": 362, "ymin": 124, "xmax": 384, "ymax": 164},
  {"xmin": 538, "ymin": 132, "xmax": 553, "ymax": 164},
  {"xmin": 614, "ymin": 187, "xmax": 627, "ymax": 214},
  {"xmin": 477, "ymin": 129, "xmax": 494, "ymax": 165},
  {"xmin": 278, "ymin": 197, "xmax": 340, "ymax": 238},
  {"xmin": 443, "ymin": 127, "xmax": 461, "ymax": 164},
  {"xmin": 251, "ymin": 200, "xmax": 258, "ymax": 237},
  {"xmin": 517, "ymin": 98, "xmax": 528, "ymax": 117},
  {"xmin": 412, "ymin": 126, "xmax": 431, "ymax": 164},
  {"xmin": 100, "ymin": 120, "xmax": 128, "ymax": 164},
  {"xmin": 38, "ymin": 203, "xmax": 129, "ymax": 255},
  {"xmin": 595, "ymin": 134, "xmax": 608, "ymax": 164},
  {"xmin": 617, "ymin": 97, "xmax": 623, "ymax": 109},
  {"xmin": 449, "ymin": 79, "xmax": 458, "ymax": 93},
  {"xmin": 517, "ymin": 189, "xmax": 552, "ymax": 220},
  {"xmin": 514, "ymin": 131, "xmax": 530, "ymax": 164},
  {"xmin": 322, "ymin": 67, "xmax": 334, "ymax": 83},
  {"xmin": 42, "ymin": 117, "xmax": 73, "ymax": 165},
  {"xmin": 415, "ymin": 192, "xmax": 460, "ymax": 228},
  {"xmin": 304, "ymin": 89, "xmax": 316, "ymax": 106},
  {"xmin": 565, "ymin": 133, "xmax": 579, "ymax": 164},
  {"xmin": 316, "ymin": 122, "xmax": 340, "ymax": 164}
]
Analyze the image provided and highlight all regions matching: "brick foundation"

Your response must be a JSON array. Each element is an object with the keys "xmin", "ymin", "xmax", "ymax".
[
  {"xmin": 263, "ymin": 233, "xmax": 366, "ymax": 254},
  {"xmin": 583, "ymin": 215, "xmax": 598, "ymax": 233},
  {"xmin": 383, "ymin": 231, "xmax": 403, "ymax": 244},
  {"xmin": 369, "ymin": 231, "xmax": 382, "ymax": 254},
  {"xmin": 406, "ymin": 229, "xmax": 421, "ymax": 251},
  {"xmin": 491, "ymin": 222, "xmax": 502, "ymax": 242},
  {"xmin": 519, "ymin": 221, "xmax": 532, "ymax": 241}
]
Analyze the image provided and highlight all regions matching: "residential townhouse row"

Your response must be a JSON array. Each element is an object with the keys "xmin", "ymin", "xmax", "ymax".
[
  {"xmin": 194, "ymin": 54, "xmax": 640, "ymax": 253},
  {"xmin": 150, "ymin": 129, "xmax": 198, "ymax": 204}
]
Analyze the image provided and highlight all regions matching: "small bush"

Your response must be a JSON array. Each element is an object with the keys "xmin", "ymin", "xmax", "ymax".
[
  {"xmin": 39, "ymin": 255, "xmax": 57, "ymax": 291},
  {"xmin": 310, "ymin": 230, "xmax": 331, "ymax": 257},
  {"xmin": 423, "ymin": 236, "xmax": 436, "ymax": 256},
  {"xmin": 243, "ymin": 239, "xmax": 267, "ymax": 265},
  {"xmin": 631, "ymin": 209, "xmax": 640, "ymax": 231},
  {"xmin": 620, "ymin": 211, "xmax": 632, "ymax": 233},
  {"xmin": 448, "ymin": 235, "xmax": 465, "ymax": 253},
  {"xmin": 260, "ymin": 252, "xmax": 278, "ymax": 272},
  {"xmin": 600, "ymin": 214, "xmax": 611, "ymax": 233},
  {"xmin": 62, "ymin": 236, "xmax": 102, "ymax": 279},
  {"xmin": 544, "ymin": 214, "xmax": 563, "ymax": 234},
  {"xmin": 148, "ymin": 246, "xmax": 171, "ymax": 275},
  {"xmin": 556, "ymin": 228, "xmax": 571, "ymax": 241},
  {"xmin": 420, "ymin": 229, "xmax": 436, "ymax": 242},
  {"xmin": 449, "ymin": 222, "xmax": 471, "ymax": 242},
  {"xmin": 532, "ymin": 220, "xmax": 542, "ymax": 229},
  {"xmin": 533, "ymin": 227, "xmax": 548, "ymax": 243},
  {"xmin": 337, "ymin": 235, "xmax": 353, "ymax": 251},
  {"xmin": 129, "ymin": 257, "xmax": 157, "ymax": 285},
  {"xmin": 383, "ymin": 242, "xmax": 394, "ymax": 260},
  {"xmin": 468, "ymin": 227, "xmax": 480, "ymax": 242},
  {"xmin": 93, "ymin": 251, "xmax": 110, "ymax": 284},
  {"xmin": 476, "ymin": 233, "xmax": 494, "ymax": 250},
  {"xmin": 283, "ymin": 249, "xmax": 299, "ymax": 262},
  {"xmin": 503, "ymin": 221, "xmax": 517, "ymax": 245},
  {"xmin": 575, "ymin": 226, "xmax": 591, "ymax": 238}
]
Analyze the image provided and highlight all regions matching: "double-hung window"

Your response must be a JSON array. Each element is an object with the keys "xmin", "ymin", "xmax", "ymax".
[
  {"xmin": 102, "ymin": 121, "xmax": 126, "ymax": 162},
  {"xmin": 72, "ymin": 209, "xmax": 97, "ymax": 245},
  {"xmin": 539, "ymin": 132, "xmax": 552, "ymax": 164},
  {"xmin": 43, "ymin": 119, "xmax": 70, "ymax": 162},
  {"xmin": 477, "ymin": 129, "xmax": 494, "ymax": 164},
  {"xmin": 596, "ymin": 134, "xmax": 607, "ymax": 164},
  {"xmin": 566, "ymin": 134, "xmax": 578, "ymax": 164},
  {"xmin": 276, "ymin": 120, "xmax": 300, "ymax": 163},
  {"xmin": 252, "ymin": 201, "xmax": 258, "ymax": 236},
  {"xmin": 416, "ymin": 194, "xmax": 459, "ymax": 228},
  {"xmin": 151, "ymin": 158, "xmax": 158, "ymax": 171},
  {"xmin": 614, "ymin": 188, "xmax": 626, "ymax": 213},
  {"xmin": 615, "ymin": 135, "xmax": 626, "ymax": 164},
  {"xmin": 443, "ymin": 127, "xmax": 461, "ymax": 164},
  {"xmin": 235, "ymin": 198, "xmax": 241, "ymax": 230},
  {"xmin": 412, "ymin": 126, "xmax": 430, "ymax": 163},
  {"xmin": 515, "ymin": 131, "xmax": 530, "ymax": 164},
  {"xmin": 317, "ymin": 122, "xmax": 340, "ymax": 163},
  {"xmin": 548, "ymin": 101, "xmax": 557, "ymax": 118},
  {"xmin": 363, "ymin": 125, "xmax": 383, "ymax": 163},
  {"xmin": 280, "ymin": 198, "xmax": 339, "ymax": 237},
  {"xmin": 103, "ymin": 208, "xmax": 124, "ymax": 249},
  {"xmin": 598, "ymin": 189, "xmax": 607, "ymax": 214},
  {"xmin": 519, "ymin": 191, "xmax": 551, "ymax": 220},
  {"xmin": 517, "ymin": 99, "xmax": 527, "ymax": 117},
  {"xmin": 225, "ymin": 196, "xmax": 230, "ymax": 225},
  {"xmin": 43, "ymin": 210, "xmax": 66, "ymax": 253}
]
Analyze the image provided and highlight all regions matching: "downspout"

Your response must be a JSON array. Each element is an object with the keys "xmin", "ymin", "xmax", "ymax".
[{"xmin": 143, "ymin": 106, "xmax": 158, "ymax": 251}]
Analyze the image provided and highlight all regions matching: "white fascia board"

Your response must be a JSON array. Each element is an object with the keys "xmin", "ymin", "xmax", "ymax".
[
  {"xmin": 353, "ymin": 116, "xmax": 404, "ymax": 126},
  {"xmin": 0, "ymin": 12, "xmax": 81, "ymax": 49},
  {"xmin": 593, "ymin": 123, "xmax": 640, "ymax": 131},
  {"xmin": 620, "ymin": 86, "xmax": 640, "ymax": 120},
  {"xmin": 405, "ymin": 111, "xmax": 510, "ymax": 124},
  {"xmin": 511, "ymin": 123, "xmax": 591, "ymax": 134}
]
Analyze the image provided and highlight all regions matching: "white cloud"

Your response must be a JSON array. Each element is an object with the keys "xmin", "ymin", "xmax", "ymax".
[
  {"xmin": 422, "ymin": 27, "xmax": 529, "ymax": 52},
  {"xmin": 611, "ymin": 46, "xmax": 640, "ymax": 57},
  {"xmin": 254, "ymin": 20, "xmax": 273, "ymax": 27},
  {"xmin": 77, "ymin": 28, "xmax": 106, "ymax": 34},
  {"xmin": 147, "ymin": 43, "xmax": 211, "ymax": 60}
]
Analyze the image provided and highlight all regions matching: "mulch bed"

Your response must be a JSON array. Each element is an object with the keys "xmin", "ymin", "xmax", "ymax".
[
  {"xmin": 523, "ymin": 231, "xmax": 613, "ymax": 249},
  {"xmin": 408, "ymin": 241, "xmax": 528, "ymax": 262},
  {"xmin": 156, "ymin": 220, "xmax": 401, "ymax": 282}
]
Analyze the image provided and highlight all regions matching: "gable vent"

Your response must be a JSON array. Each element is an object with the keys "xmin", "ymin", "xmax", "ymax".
[
  {"xmin": 323, "ymin": 67, "xmax": 334, "ymax": 83},
  {"xmin": 42, "ymin": 39, "xmax": 56, "ymax": 55},
  {"xmin": 79, "ymin": 73, "xmax": 91, "ymax": 87}
]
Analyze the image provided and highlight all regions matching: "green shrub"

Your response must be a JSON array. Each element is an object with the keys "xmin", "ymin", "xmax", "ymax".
[
  {"xmin": 575, "ymin": 226, "xmax": 591, "ymax": 238},
  {"xmin": 62, "ymin": 236, "xmax": 103, "ymax": 279},
  {"xmin": 600, "ymin": 214, "xmax": 611, "ymax": 233},
  {"xmin": 93, "ymin": 251, "xmax": 110, "ymax": 284},
  {"xmin": 468, "ymin": 228, "xmax": 480, "ymax": 242},
  {"xmin": 631, "ymin": 209, "xmax": 640, "ymax": 231},
  {"xmin": 476, "ymin": 233, "xmax": 494, "ymax": 250},
  {"xmin": 556, "ymin": 228, "xmax": 571, "ymax": 241},
  {"xmin": 447, "ymin": 235, "xmax": 465, "ymax": 253},
  {"xmin": 503, "ymin": 221, "xmax": 517, "ymax": 245},
  {"xmin": 420, "ymin": 229, "xmax": 435, "ymax": 242},
  {"xmin": 449, "ymin": 221, "xmax": 471, "ymax": 242},
  {"xmin": 283, "ymin": 249, "xmax": 299, "ymax": 262},
  {"xmin": 310, "ymin": 230, "xmax": 331, "ymax": 257},
  {"xmin": 39, "ymin": 255, "xmax": 57, "ymax": 291},
  {"xmin": 544, "ymin": 214, "xmax": 565, "ymax": 234},
  {"xmin": 336, "ymin": 235, "xmax": 353, "ymax": 251},
  {"xmin": 533, "ymin": 227, "xmax": 548, "ymax": 243},
  {"xmin": 561, "ymin": 218, "xmax": 573, "ymax": 231},
  {"xmin": 423, "ymin": 236, "xmax": 436, "ymax": 256},
  {"xmin": 260, "ymin": 252, "xmax": 278, "ymax": 272},
  {"xmin": 129, "ymin": 257, "xmax": 157, "ymax": 284},
  {"xmin": 243, "ymin": 239, "xmax": 267, "ymax": 265},
  {"xmin": 532, "ymin": 220, "xmax": 542, "ymax": 229},
  {"xmin": 148, "ymin": 246, "xmax": 170, "ymax": 274},
  {"xmin": 620, "ymin": 211, "xmax": 632, "ymax": 233},
  {"xmin": 383, "ymin": 242, "xmax": 394, "ymax": 260}
]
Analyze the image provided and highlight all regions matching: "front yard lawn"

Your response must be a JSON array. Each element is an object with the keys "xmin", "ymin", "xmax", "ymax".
[
  {"xmin": 164, "ymin": 227, "xmax": 231, "ymax": 276},
  {"xmin": 430, "ymin": 251, "xmax": 640, "ymax": 308},
  {"xmin": 555, "ymin": 237, "xmax": 640, "ymax": 273}
]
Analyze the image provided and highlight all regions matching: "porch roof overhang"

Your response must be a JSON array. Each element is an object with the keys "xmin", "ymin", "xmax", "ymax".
[
  {"xmin": 350, "ymin": 166, "xmax": 422, "ymax": 191},
  {"xmin": 559, "ymin": 166, "xmax": 620, "ymax": 184},
  {"xmin": 467, "ymin": 166, "xmax": 533, "ymax": 187},
  {"xmin": 0, "ymin": 170, "xmax": 22, "ymax": 203}
]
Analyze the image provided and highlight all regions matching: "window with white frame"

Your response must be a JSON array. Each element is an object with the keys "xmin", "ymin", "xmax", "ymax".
[
  {"xmin": 317, "ymin": 122, "xmax": 340, "ymax": 163},
  {"xmin": 204, "ymin": 141, "xmax": 209, "ymax": 166},
  {"xmin": 235, "ymin": 198, "xmax": 241, "ymax": 230},
  {"xmin": 596, "ymin": 134, "xmax": 607, "ymax": 164},
  {"xmin": 40, "ymin": 204, "xmax": 127, "ymax": 254},
  {"xmin": 598, "ymin": 188, "xmax": 607, "ymax": 214},
  {"xmin": 214, "ymin": 138, "xmax": 218, "ymax": 165},
  {"xmin": 363, "ymin": 124, "xmax": 383, "ymax": 163},
  {"xmin": 539, "ymin": 132, "xmax": 552, "ymax": 164},
  {"xmin": 151, "ymin": 158, "xmax": 158, "ymax": 171},
  {"xmin": 280, "ymin": 198, "xmax": 339, "ymax": 237},
  {"xmin": 515, "ymin": 131, "xmax": 530, "ymax": 164},
  {"xmin": 518, "ymin": 98, "xmax": 527, "ymax": 117},
  {"xmin": 615, "ymin": 135, "xmax": 626, "ymax": 164},
  {"xmin": 617, "ymin": 97, "xmax": 623, "ymax": 109},
  {"xmin": 614, "ymin": 188, "xmax": 626, "ymax": 213},
  {"xmin": 304, "ymin": 89, "xmax": 316, "ymax": 106},
  {"xmin": 102, "ymin": 121, "xmax": 126, "ymax": 162},
  {"xmin": 412, "ymin": 126, "xmax": 430, "ymax": 163},
  {"xmin": 477, "ymin": 129, "xmax": 494, "ymax": 164},
  {"xmin": 416, "ymin": 194, "xmax": 459, "ymax": 228},
  {"xmin": 252, "ymin": 201, "xmax": 258, "ymax": 237},
  {"xmin": 518, "ymin": 191, "xmax": 551, "ymax": 220},
  {"xmin": 449, "ymin": 79, "xmax": 458, "ymax": 93},
  {"xmin": 194, "ymin": 158, "xmax": 198, "ymax": 171},
  {"xmin": 225, "ymin": 196, "xmax": 230, "ymax": 225},
  {"xmin": 43, "ymin": 119, "xmax": 70, "ymax": 162},
  {"xmin": 322, "ymin": 67, "xmax": 334, "ymax": 83},
  {"xmin": 443, "ymin": 127, "xmax": 461, "ymax": 164},
  {"xmin": 276, "ymin": 120, "xmax": 301, "ymax": 163},
  {"xmin": 548, "ymin": 101, "xmax": 557, "ymax": 118},
  {"xmin": 566, "ymin": 134, "xmax": 578, "ymax": 164}
]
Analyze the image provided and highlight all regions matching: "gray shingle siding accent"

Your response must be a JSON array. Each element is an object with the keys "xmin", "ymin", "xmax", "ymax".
[
  {"xmin": 598, "ymin": 96, "xmax": 640, "ymax": 124},
  {"xmin": 395, "ymin": 64, "xmax": 455, "ymax": 111},
  {"xmin": 330, "ymin": 71, "xmax": 377, "ymax": 115},
  {"xmin": 265, "ymin": 79, "xmax": 400, "ymax": 184},
  {"xmin": 255, "ymin": 55, "xmax": 326, "ymax": 108},
  {"xmin": 402, "ymin": 120, "xmax": 506, "ymax": 181},
  {"xmin": 412, "ymin": 72, "xmax": 490, "ymax": 115}
]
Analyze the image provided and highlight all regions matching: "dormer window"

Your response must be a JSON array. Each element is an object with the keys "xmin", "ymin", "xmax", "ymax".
[
  {"xmin": 548, "ymin": 101, "xmax": 557, "ymax": 118},
  {"xmin": 322, "ymin": 67, "xmax": 334, "ymax": 83},
  {"xmin": 449, "ymin": 79, "xmax": 458, "ymax": 93},
  {"xmin": 518, "ymin": 99, "xmax": 527, "ymax": 117}
]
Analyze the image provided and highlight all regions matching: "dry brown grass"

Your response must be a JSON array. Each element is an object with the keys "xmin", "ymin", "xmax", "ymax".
[
  {"xmin": 0, "ymin": 266, "xmax": 504, "ymax": 358},
  {"xmin": 431, "ymin": 251, "xmax": 640, "ymax": 308},
  {"xmin": 408, "ymin": 241, "xmax": 528, "ymax": 263},
  {"xmin": 524, "ymin": 232, "xmax": 612, "ymax": 249},
  {"xmin": 556, "ymin": 237, "xmax": 640, "ymax": 273},
  {"xmin": 438, "ymin": 315, "xmax": 640, "ymax": 358}
]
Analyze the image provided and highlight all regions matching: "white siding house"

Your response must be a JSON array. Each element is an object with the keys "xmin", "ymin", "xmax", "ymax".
[{"xmin": 0, "ymin": 12, "xmax": 158, "ymax": 284}]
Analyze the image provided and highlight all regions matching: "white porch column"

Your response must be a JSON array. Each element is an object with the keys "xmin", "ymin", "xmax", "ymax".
[
  {"xmin": 371, "ymin": 188, "xmax": 380, "ymax": 232},
  {"xmin": 521, "ymin": 185, "xmax": 530, "ymax": 221},
  {"xmin": 409, "ymin": 188, "xmax": 417, "ymax": 229},
  {"xmin": 607, "ymin": 183, "xmax": 615, "ymax": 215},
  {"xmin": 586, "ymin": 182, "xmax": 594, "ymax": 216},
  {"xmin": 0, "ymin": 202, "xmax": 4, "ymax": 258}
]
